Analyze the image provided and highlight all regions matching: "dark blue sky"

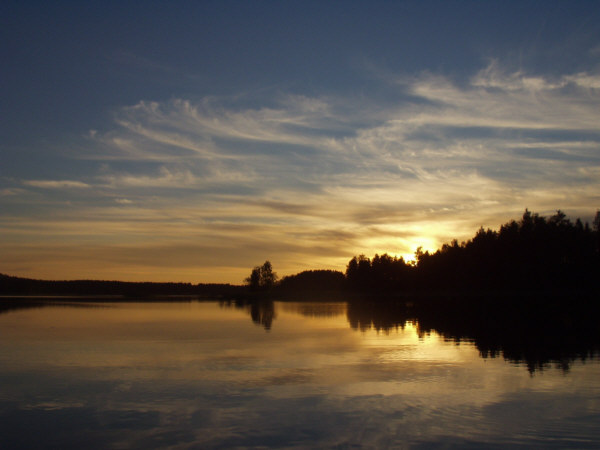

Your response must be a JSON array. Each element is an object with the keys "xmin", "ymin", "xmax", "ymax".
[
  {"xmin": 4, "ymin": 1, "xmax": 597, "ymax": 138},
  {"xmin": 2, "ymin": 1, "xmax": 600, "ymax": 282}
]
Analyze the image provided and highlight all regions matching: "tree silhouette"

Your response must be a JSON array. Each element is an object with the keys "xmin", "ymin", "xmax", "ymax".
[
  {"xmin": 344, "ymin": 209, "xmax": 599, "ymax": 294},
  {"xmin": 245, "ymin": 260, "xmax": 278, "ymax": 291},
  {"xmin": 259, "ymin": 261, "xmax": 277, "ymax": 289},
  {"xmin": 345, "ymin": 253, "xmax": 412, "ymax": 292},
  {"xmin": 594, "ymin": 210, "xmax": 600, "ymax": 254},
  {"xmin": 277, "ymin": 270, "xmax": 345, "ymax": 294}
]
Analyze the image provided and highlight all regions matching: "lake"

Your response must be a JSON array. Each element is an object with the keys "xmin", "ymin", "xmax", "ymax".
[{"xmin": 1, "ymin": 299, "xmax": 599, "ymax": 448}]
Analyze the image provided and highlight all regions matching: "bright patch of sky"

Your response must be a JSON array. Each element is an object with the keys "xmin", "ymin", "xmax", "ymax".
[{"xmin": 1, "ymin": 1, "xmax": 599, "ymax": 283}]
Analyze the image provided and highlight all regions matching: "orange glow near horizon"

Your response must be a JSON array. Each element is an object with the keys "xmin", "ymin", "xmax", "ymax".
[{"xmin": 0, "ymin": 219, "xmax": 494, "ymax": 284}]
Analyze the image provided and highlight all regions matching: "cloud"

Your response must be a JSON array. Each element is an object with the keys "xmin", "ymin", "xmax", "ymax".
[
  {"xmin": 102, "ymin": 96, "xmax": 342, "ymax": 162},
  {"xmin": 0, "ymin": 188, "xmax": 26, "ymax": 196},
  {"xmin": 99, "ymin": 165, "xmax": 257, "ymax": 190},
  {"xmin": 564, "ymin": 72, "xmax": 600, "ymax": 89},
  {"xmin": 470, "ymin": 60, "xmax": 600, "ymax": 93},
  {"xmin": 23, "ymin": 180, "xmax": 91, "ymax": 189},
  {"xmin": 101, "ymin": 167, "xmax": 198, "ymax": 189},
  {"xmin": 3, "ymin": 61, "xmax": 600, "ymax": 281}
]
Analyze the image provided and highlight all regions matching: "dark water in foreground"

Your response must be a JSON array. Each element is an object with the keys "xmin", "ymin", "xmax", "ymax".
[{"xmin": 1, "ymin": 299, "xmax": 599, "ymax": 449}]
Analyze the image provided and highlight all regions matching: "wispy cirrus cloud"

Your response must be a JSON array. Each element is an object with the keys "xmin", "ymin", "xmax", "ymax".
[
  {"xmin": 0, "ymin": 188, "xmax": 27, "ymax": 196},
  {"xmin": 23, "ymin": 180, "xmax": 91, "ymax": 189},
  {"xmin": 3, "ymin": 61, "xmax": 600, "ymax": 282}
]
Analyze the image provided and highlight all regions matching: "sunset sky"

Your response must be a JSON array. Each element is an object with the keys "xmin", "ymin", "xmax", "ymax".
[{"xmin": 2, "ymin": 1, "xmax": 600, "ymax": 283}]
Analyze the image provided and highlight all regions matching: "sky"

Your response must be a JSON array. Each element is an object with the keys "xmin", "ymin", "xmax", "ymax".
[{"xmin": 1, "ymin": 1, "xmax": 600, "ymax": 284}]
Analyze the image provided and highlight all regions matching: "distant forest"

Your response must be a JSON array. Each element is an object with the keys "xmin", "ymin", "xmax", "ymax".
[
  {"xmin": 1, "ymin": 209, "xmax": 599, "ymax": 297},
  {"xmin": 0, "ymin": 275, "xmax": 244, "ymax": 298},
  {"xmin": 267, "ymin": 209, "xmax": 600, "ymax": 297},
  {"xmin": 341, "ymin": 209, "xmax": 599, "ymax": 295}
]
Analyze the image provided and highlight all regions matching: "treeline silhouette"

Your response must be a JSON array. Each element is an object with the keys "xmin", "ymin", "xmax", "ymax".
[
  {"xmin": 275, "ymin": 270, "xmax": 346, "ymax": 300},
  {"xmin": 3, "ymin": 209, "xmax": 598, "ymax": 298},
  {"xmin": 0, "ymin": 273, "xmax": 244, "ymax": 298},
  {"xmin": 344, "ymin": 209, "xmax": 599, "ymax": 294},
  {"xmin": 240, "ymin": 209, "xmax": 600, "ymax": 372}
]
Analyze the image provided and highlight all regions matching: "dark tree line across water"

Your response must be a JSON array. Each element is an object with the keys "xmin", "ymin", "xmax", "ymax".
[
  {"xmin": 0, "ymin": 275, "xmax": 245, "ymax": 298},
  {"xmin": 242, "ymin": 209, "xmax": 600, "ymax": 373},
  {"xmin": 273, "ymin": 209, "xmax": 600, "ymax": 296},
  {"xmin": 1, "ymin": 209, "xmax": 598, "ymax": 298},
  {"xmin": 1, "ymin": 209, "xmax": 599, "ymax": 374}
]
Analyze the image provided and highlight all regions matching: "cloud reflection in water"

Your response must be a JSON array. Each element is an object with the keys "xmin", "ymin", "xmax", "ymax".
[{"xmin": 0, "ymin": 300, "xmax": 599, "ymax": 448}]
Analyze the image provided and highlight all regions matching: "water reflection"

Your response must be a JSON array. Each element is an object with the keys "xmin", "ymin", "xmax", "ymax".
[
  {"xmin": 280, "ymin": 301, "xmax": 347, "ymax": 318},
  {"xmin": 4, "ymin": 295, "xmax": 599, "ymax": 372},
  {"xmin": 221, "ymin": 295, "xmax": 600, "ymax": 373},
  {"xmin": 0, "ymin": 297, "xmax": 109, "ymax": 315},
  {"xmin": 346, "ymin": 295, "xmax": 600, "ymax": 373},
  {"xmin": 219, "ymin": 298, "xmax": 349, "ymax": 331},
  {"xmin": 0, "ymin": 300, "xmax": 599, "ymax": 448},
  {"xmin": 219, "ymin": 298, "xmax": 276, "ymax": 330}
]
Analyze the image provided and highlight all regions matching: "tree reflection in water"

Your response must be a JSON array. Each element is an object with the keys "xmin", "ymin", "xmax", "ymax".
[
  {"xmin": 4, "ymin": 295, "xmax": 598, "ymax": 372},
  {"xmin": 226, "ymin": 294, "xmax": 600, "ymax": 373},
  {"xmin": 346, "ymin": 294, "xmax": 600, "ymax": 373},
  {"xmin": 219, "ymin": 298, "xmax": 276, "ymax": 331}
]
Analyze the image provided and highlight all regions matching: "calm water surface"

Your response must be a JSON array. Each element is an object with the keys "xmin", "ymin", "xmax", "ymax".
[{"xmin": 1, "ymin": 300, "xmax": 599, "ymax": 449}]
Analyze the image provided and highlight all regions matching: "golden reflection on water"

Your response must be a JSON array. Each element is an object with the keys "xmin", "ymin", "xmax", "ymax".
[{"xmin": 1, "ymin": 300, "xmax": 599, "ymax": 448}]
